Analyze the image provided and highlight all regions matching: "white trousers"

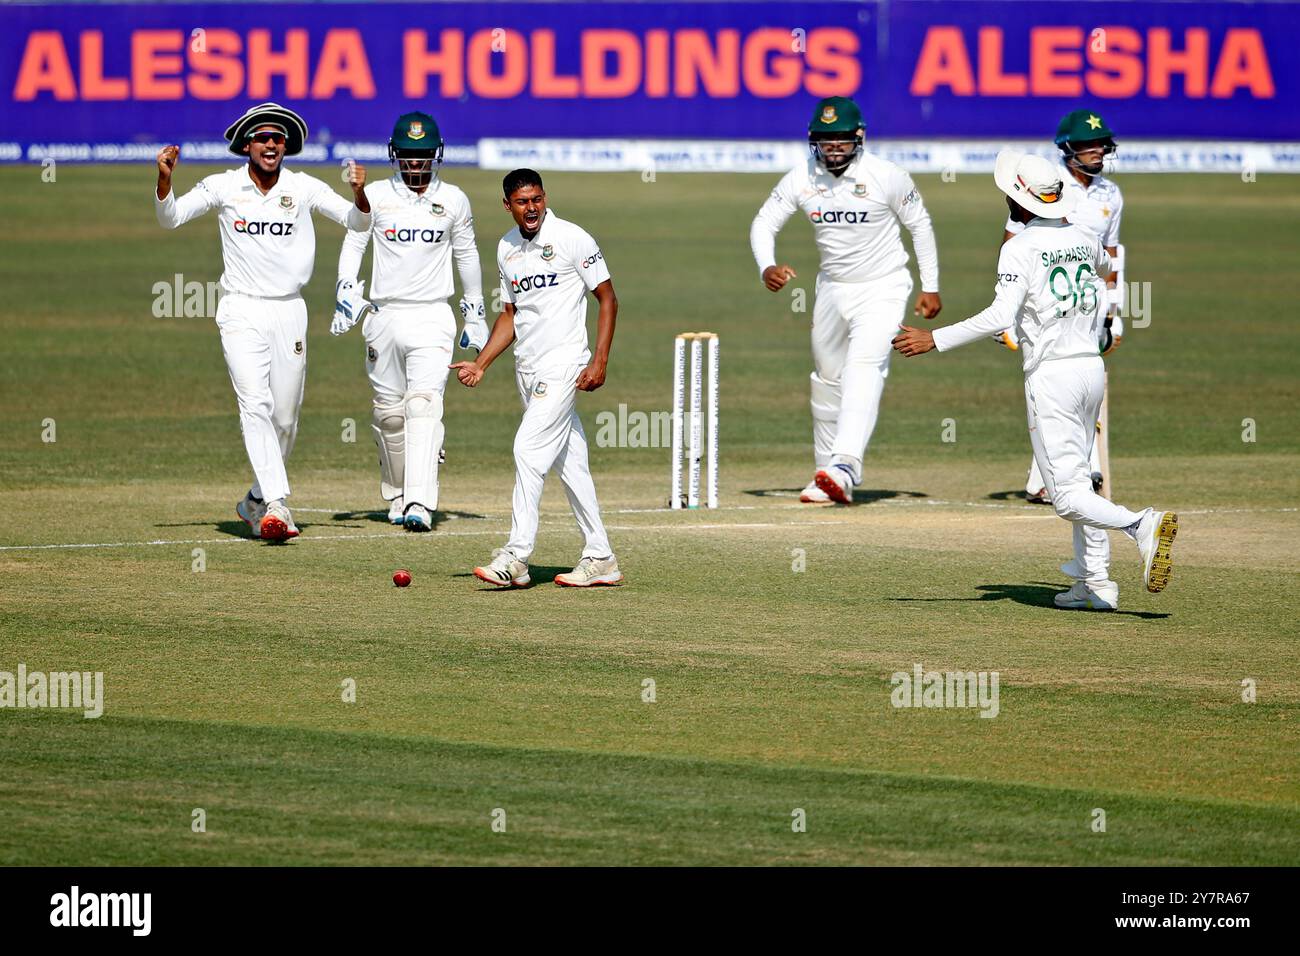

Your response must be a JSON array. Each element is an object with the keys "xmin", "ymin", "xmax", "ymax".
[
  {"xmin": 216, "ymin": 293, "xmax": 307, "ymax": 504},
  {"xmin": 810, "ymin": 269, "xmax": 913, "ymax": 480},
  {"xmin": 1024, "ymin": 356, "xmax": 1146, "ymax": 585},
  {"xmin": 1025, "ymin": 430, "xmax": 1101, "ymax": 495},
  {"xmin": 364, "ymin": 301, "xmax": 455, "ymax": 509},
  {"xmin": 504, "ymin": 364, "xmax": 612, "ymax": 563}
]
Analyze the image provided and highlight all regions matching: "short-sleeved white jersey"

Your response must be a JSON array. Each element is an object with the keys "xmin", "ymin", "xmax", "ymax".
[
  {"xmin": 933, "ymin": 218, "xmax": 1111, "ymax": 374},
  {"xmin": 1005, "ymin": 161, "xmax": 1123, "ymax": 248},
  {"xmin": 750, "ymin": 152, "xmax": 939, "ymax": 290},
  {"xmin": 155, "ymin": 165, "xmax": 369, "ymax": 298},
  {"xmin": 337, "ymin": 175, "xmax": 482, "ymax": 305},
  {"xmin": 497, "ymin": 209, "xmax": 610, "ymax": 373}
]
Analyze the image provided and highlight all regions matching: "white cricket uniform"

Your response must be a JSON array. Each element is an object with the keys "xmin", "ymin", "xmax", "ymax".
[
  {"xmin": 1007, "ymin": 162, "xmax": 1124, "ymax": 500},
  {"xmin": 751, "ymin": 152, "xmax": 940, "ymax": 481},
  {"xmin": 932, "ymin": 218, "xmax": 1149, "ymax": 589},
  {"xmin": 155, "ymin": 165, "xmax": 370, "ymax": 504},
  {"xmin": 338, "ymin": 175, "xmax": 482, "ymax": 509},
  {"xmin": 495, "ymin": 209, "xmax": 613, "ymax": 563}
]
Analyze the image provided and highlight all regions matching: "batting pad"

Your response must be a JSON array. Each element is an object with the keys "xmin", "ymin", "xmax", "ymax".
[
  {"xmin": 372, "ymin": 400, "xmax": 405, "ymax": 501},
  {"xmin": 402, "ymin": 390, "xmax": 444, "ymax": 511}
]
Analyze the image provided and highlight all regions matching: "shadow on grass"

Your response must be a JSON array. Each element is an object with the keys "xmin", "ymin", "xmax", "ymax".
[
  {"xmin": 451, "ymin": 566, "xmax": 572, "ymax": 588},
  {"xmin": 745, "ymin": 487, "xmax": 929, "ymax": 505},
  {"xmin": 892, "ymin": 583, "xmax": 1172, "ymax": 619},
  {"xmin": 987, "ymin": 488, "xmax": 1052, "ymax": 503},
  {"xmin": 330, "ymin": 508, "xmax": 487, "ymax": 526}
]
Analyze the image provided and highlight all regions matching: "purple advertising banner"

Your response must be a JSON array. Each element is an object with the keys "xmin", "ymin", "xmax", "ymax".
[{"xmin": 0, "ymin": 0, "xmax": 1293, "ymax": 158}]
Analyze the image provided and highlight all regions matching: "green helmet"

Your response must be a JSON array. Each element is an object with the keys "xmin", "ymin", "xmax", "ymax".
[
  {"xmin": 388, "ymin": 112, "xmax": 443, "ymax": 187},
  {"xmin": 808, "ymin": 97, "xmax": 864, "ymax": 173},
  {"xmin": 1055, "ymin": 109, "xmax": 1116, "ymax": 176},
  {"xmin": 808, "ymin": 96, "xmax": 865, "ymax": 136}
]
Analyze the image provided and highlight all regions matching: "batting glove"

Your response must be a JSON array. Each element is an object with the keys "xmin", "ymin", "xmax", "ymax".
[
  {"xmin": 991, "ymin": 328, "xmax": 1019, "ymax": 351},
  {"xmin": 332, "ymin": 279, "xmax": 375, "ymax": 336},
  {"xmin": 458, "ymin": 296, "xmax": 489, "ymax": 351},
  {"xmin": 1100, "ymin": 313, "xmax": 1124, "ymax": 355}
]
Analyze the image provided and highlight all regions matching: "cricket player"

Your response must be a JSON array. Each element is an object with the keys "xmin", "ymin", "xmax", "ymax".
[
  {"xmin": 451, "ymin": 169, "xmax": 621, "ymax": 588},
  {"xmin": 333, "ymin": 112, "xmax": 487, "ymax": 531},
  {"xmin": 154, "ymin": 102, "xmax": 370, "ymax": 541},
  {"xmin": 892, "ymin": 150, "xmax": 1175, "ymax": 610},
  {"xmin": 999, "ymin": 110, "xmax": 1125, "ymax": 503},
  {"xmin": 750, "ymin": 96, "xmax": 941, "ymax": 504}
]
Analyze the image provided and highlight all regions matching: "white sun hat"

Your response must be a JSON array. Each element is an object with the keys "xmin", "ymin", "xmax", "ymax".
[
  {"xmin": 223, "ymin": 102, "xmax": 308, "ymax": 157},
  {"xmin": 994, "ymin": 149, "xmax": 1075, "ymax": 219}
]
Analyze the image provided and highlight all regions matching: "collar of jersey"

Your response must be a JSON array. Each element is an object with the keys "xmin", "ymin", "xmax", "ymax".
[
  {"xmin": 241, "ymin": 164, "xmax": 291, "ymax": 199},
  {"xmin": 391, "ymin": 173, "xmax": 440, "ymax": 203}
]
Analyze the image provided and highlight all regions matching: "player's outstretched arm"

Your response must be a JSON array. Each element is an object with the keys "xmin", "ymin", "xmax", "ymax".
[
  {"xmin": 154, "ymin": 146, "xmax": 217, "ymax": 228},
  {"xmin": 577, "ymin": 279, "xmax": 617, "ymax": 391},
  {"xmin": 451, "ymin": 304, "xmax": 515, "ymax": 387},
  {"xmin": 893, "ymin": 326, "xmax": 936, "ymax": 356}
]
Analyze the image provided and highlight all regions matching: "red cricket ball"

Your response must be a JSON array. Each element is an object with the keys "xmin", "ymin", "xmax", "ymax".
[{"xmin": 393, "ymin": 569, "xmax": 412, "ymax": 588}]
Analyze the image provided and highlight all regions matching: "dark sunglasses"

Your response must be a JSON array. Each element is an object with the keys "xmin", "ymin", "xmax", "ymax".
[{"xmin": 248, "ymin": 131, "xmax": 286, "ymax": 145}]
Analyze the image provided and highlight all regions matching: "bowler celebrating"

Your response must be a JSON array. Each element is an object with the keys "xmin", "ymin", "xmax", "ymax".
[
  {"xmin": 154, "ymin": 102, "xmax": 370, "ymax": 541},
  {"xmin": 893, "ymin": 151, "xmax": 1175, "ymax": 610},
  {"xmin": 451, "ymin": 169, "xmax": 621, "ymax": 588},
  {"xmin": 751, "ymin": 96, "xmax": 941, "ymax": 504},
  {"xmin": 1000, "ymin": 109, "xmax": 1126, "ymax": 504},
  {"xmin": 333, "ymin": 112, "xmax": 487, "ymax": 531}
]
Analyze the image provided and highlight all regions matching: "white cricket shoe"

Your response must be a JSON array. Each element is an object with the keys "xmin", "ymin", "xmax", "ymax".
[
  {"xmin": 799, "ymin": 480, "xmax": 831, "ymax": 503},
  {"xmin": 1053, "ymin": 581, "xmax": 1119, "ymax": 611},
  {"xmin": 555, "ymin": 555, "xmax": 623, "ymax": 587},
  {"xmin": 236, "ymin": 492, "xmax": 266, "ymax": 538},
  {"xmin": 404, "ymin": 503, "xmax": 432, "ymax": 532},
  {"xmin": 259, "ymin": 500, "xmax": 299, "ymax": 541},
  {"xmin": 1136, "ymin": 510, "xmax": 1178, "ymax": 593},
  {"xmin": 473, "ymin": 549, "xmax": 530, "ymax": 588},
  {"xmin": 813, "ymin": 464, "xmax": 855, "ymax": 505},
  {"xmin": 387, "ymin": 496, "xmax": 405, "ymax": 525}
]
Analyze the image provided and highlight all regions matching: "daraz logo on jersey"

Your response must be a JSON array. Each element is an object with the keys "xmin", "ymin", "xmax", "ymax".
[
  {"xmin": 808, "ymin": 208, "xmax": 870, "ymax": 225},
  {"xmin": 510, "ymin": 273, "xmax": 559, "ymax": 293},
  {"xmin": 382, "ymin": 227, "xmax": 445, "ymax": 243},
  {"xmin": 232, "ymin": 219, "xmax": 295, "ymax": 236}
]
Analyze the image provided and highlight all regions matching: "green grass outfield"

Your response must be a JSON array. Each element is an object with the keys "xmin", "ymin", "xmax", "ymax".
[{"xmin": 0, "ymin": 165, "xmax": 1297, "ymax": 865}]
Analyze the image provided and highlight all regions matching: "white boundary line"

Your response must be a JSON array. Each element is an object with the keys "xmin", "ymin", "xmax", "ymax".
[{"xmin": 0, "ymin": 500, "xmax": 1293, "ymax": 554}]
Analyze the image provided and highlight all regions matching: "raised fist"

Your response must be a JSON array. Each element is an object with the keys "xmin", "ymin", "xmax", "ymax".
[
  {"xmin": 346, "ymin": 161, "xmax": 367, "ymax": 192},
  {"xmin": 157, "ymin": 145, "xmax": 180, "ymax": 177}
]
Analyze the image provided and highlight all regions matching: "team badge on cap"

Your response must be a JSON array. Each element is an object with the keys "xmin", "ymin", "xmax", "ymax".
[
  {"xmin": 408, "ymin": 121, "xmax": 426, "ymax": 140},
  {"xmin": 820, "ymin": 106, "xmax": 838, "ymax": 124},
  {"xmin": 541, "ymin": 244, "xmax": 555, "ymax": 261}
]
